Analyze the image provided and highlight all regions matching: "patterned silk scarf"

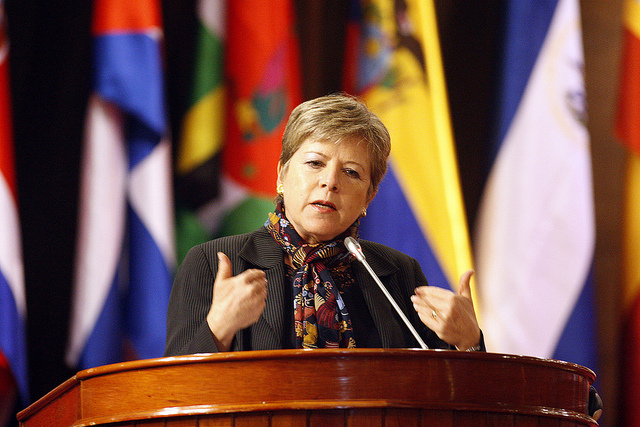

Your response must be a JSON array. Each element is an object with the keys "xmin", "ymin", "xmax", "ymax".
[{"xmin": 265, "ymin": 202, "xmax": 357, "ymax": 349}]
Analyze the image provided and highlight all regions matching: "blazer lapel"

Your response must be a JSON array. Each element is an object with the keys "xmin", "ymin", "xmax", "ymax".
[
  {"xmin": 353, "ymin": 243, "xmax": 411, "ymax": 348},
  {"xmin": 238, "ymin": 228, "xmax": 286, "ymax": 350}
]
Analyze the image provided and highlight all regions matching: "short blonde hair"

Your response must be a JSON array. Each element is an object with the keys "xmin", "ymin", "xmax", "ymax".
[{"xmin": 279, "ymin": 94, "xmax": 391, "ymax": 200}]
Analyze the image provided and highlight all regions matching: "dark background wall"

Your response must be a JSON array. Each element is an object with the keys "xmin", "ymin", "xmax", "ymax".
[{"xmin": 3, "ymin": 0, "xmax": 625, "ymax": 424}]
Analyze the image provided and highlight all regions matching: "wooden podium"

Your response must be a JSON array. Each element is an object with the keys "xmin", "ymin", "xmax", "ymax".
[{"xmin": 17, "ymin": 349, "xmax": 597, "ymax": 426}]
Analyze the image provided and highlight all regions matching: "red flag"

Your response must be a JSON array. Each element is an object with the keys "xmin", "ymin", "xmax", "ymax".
[
  {"xmin": 616, "ymin": 1, "xmax": 640, "ymax": 425},
  {"xmin": 223, "ymin": 0, "xmax": 301, "ymax": 198},
  {"xmin": 203, "ymin": 0, "xmax": 302, "ymax": 238}
]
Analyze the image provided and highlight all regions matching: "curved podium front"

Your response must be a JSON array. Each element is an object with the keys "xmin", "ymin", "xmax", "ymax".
[{"xmin": 17, "ymin": 349, "xmax": 597, "ymax": 426}]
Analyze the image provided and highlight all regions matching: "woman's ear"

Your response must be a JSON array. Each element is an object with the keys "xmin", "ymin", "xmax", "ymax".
[
  {"xmin": 277, "ymin": 161, "xmax": 283, "ymax": 183},
  {"xmin": 366, "ymin": 190, "xmax": 377, "ymax": 206}
]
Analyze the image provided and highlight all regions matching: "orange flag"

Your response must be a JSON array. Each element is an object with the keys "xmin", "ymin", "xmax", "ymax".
[{"xmin": 616, "ymin": 1, "xmax": 640, "ymax": 425}]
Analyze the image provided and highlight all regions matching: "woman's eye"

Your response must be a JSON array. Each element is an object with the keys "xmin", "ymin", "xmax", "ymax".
[
  {"xmin": 306, "ymin": 160, "xmax": 323, "ymax": 167},
  {"xmin": 344, "ymin": 169, "xmax": 360, "ymax": 179}
]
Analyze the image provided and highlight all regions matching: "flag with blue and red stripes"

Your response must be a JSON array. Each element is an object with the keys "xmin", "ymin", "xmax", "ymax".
[
  {"xmin": 0, "ymin": 0, "xmax": 29, "ymax": 407},
  {"xmin": 65, "ymin": 0, "xmax": 175, "ymax": 370},
  {"xmin": 474, "ymin": 0, "xmax": 597, "ymax": 370}
]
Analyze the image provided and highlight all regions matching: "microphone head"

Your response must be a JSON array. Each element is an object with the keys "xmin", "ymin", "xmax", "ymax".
[{"xmin": 344, "ymin": 237, "xmax": 366, "ymax": 262}]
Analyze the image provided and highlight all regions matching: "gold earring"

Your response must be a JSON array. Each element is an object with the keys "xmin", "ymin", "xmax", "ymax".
[
  {"xmin": 277, "ymin": 183, "xmax": 284, "ymax": 195},
  {"xmin": 361, "ymin": 207, "xmax": 367, "ymax": 217}
]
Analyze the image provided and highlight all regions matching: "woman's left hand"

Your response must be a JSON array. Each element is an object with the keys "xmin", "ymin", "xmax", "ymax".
[{"xmin": 411, "ymin": 270, "xmax": 481, "ymax": 351}]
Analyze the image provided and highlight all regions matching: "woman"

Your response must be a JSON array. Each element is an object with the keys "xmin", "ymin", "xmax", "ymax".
[{"xmin": 164, "ymin": 94, "xmax": 482, "ymax": 355}]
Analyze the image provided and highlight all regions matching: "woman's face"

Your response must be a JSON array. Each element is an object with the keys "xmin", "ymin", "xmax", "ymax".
[{"xmin": 278, "ymin": 137, "xmax": 374, "ymax": 244}]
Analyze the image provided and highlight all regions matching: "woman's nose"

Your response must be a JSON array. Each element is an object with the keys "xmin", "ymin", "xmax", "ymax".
[{"xmin": 320, "ymin": 168, "xmax": 339, "ymax": 191}]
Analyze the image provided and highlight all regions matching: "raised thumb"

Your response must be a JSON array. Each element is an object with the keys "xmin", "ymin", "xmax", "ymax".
[
  {"xmin": 458, "ymin": 269, "xmax": 474, "ymax": 298},
  {"xmin": 216, "ymin": 252, "xmax": 233, "ymax": 281}
]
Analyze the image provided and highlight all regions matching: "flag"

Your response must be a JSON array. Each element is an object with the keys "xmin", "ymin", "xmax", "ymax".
[
  {"xmin": 175, "ymin": 0, "xmax": 226, "ymax": 261},
  {"xmin": 616, "ymin": 0, "xmax": 640, "ymax": 424},
  {"xmin": 65, "ymin": 0, "xmax": 174, "ymax": 370},
  {"xmin": 344, "ymin": 0, "xmax": 474, "ymax": 292},
  {"xmin": 474, "ymin": 0, "xmax": 596, "ymax": 369},
  {"xmin": 0, "ymin": 0, "xmax": 29, "ymax": 409},
  {"xmin": 175, "ymin": 0, "xmax": 301, "ymax": 257}
]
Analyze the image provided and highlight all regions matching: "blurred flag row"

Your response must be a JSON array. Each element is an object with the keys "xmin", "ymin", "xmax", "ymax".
[
  {"xmin": 3, "ymin": 0, "xmax": 633, "ymax": 423},
  {"xmin": 343, "ymin": 0, "xmax": 597, "ymax": 384}
]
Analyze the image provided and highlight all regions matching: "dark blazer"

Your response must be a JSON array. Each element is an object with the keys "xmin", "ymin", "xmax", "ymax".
[{"xmin": 164, "ymin": 227, "xmax": 454, "ymax": 356}]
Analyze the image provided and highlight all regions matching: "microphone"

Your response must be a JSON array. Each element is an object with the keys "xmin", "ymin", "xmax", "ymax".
[{"xmin": 344, "ymin": 237, "xmax": 429, "ymax": 349}]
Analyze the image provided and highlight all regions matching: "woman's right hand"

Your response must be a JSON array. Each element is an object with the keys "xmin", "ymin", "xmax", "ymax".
[{"xmin": 206, "ymin": 252, "xmax": 268, "ymax": 351}]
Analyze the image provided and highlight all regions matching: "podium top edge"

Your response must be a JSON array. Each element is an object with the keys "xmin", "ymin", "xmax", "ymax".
[{"xmin": 76, "ymin": 348, "xmax": 596, "ymax": 381}]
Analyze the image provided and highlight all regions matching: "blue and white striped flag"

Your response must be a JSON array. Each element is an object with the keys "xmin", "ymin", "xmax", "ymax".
[
  {"xmin": 65, "ymin": 0, "xmax": 175, "ymax": 370},
  {"xmin": 474, "ymin": 0, "xmax": 597, "ymax": 369}
]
